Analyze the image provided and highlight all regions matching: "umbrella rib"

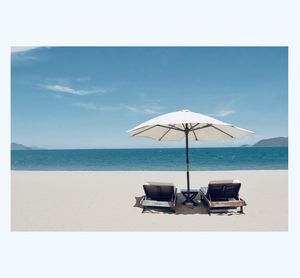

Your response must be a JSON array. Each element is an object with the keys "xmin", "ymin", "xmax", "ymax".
[
  {"xmin": 190, "ymin": 123, "xmax": 200, "ymax": 131},
  {"xmin": 190, "ymin": 123, "xmax": 198, "ymax": 141},
  {"xmin": 211, "ymin": 125, "xmax": 234, "ymax": 138},
  {"xmin": 132, "ymin": 124, "xmax": 184, "ymax": 137},
  {"xmin": 192, "ymin": 124, "xmax": 212, "ymax": 131},
  {"xmin": 158, "ymin": 124, "xmax": 184, "ymax": 132},
  {"xmin": 131, "ymin": 125, "xmax": 158, "ymax": 136},
  {"xmin": 158, "ymin": 127, "xmax": 172, "ymax": 141}
]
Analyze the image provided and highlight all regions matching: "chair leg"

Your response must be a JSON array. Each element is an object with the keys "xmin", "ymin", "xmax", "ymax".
[{"xmin": 240, "ymin": 206, "xmax": 243, "ymax": 214}]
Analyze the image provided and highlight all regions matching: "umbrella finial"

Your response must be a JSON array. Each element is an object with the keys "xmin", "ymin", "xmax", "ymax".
[{"xmin": 182, "ymin": 109, "xmax": 191, "ymax": 112}]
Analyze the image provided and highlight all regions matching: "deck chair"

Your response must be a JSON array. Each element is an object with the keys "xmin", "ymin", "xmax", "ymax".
[
  {"xmin": 141, "ymin": 182, "xmax": 177, "ymax": 213},
  {"xmin": 200, "ymin": 180, "xmax": 246, "ymax": 214}
]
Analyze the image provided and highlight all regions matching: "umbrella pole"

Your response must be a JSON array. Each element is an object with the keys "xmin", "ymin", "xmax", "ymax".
[{"xmin": 185, "ymin": 128, "xmax": 190, "ymax": 203}]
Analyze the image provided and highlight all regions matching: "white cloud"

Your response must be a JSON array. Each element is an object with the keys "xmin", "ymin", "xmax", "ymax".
[
  {"xmin": 214, "ymin": 109, "xmax": 235, "ymax": 117},
  {"xmin": 143, "ymin": 108, "xmax": 161, "ymax": 115},
  {"xmin": 72, "ymin": 103, "xmax": 118, "ymax": 111},
  {"xmin": 121, "ymin": 104, "xmax": 162, "ymax": 115},
  {"xmin": 43, "ymin": 84, "xmax": 105, "ymax": 96},
  {"xmin": 11, "ymin": 47, "xmax": 39, "ymax": 53}
]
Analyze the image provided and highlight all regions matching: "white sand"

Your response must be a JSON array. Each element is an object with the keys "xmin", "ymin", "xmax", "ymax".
[{"xmin": 11, "ymin": 170, "xmax": 288, "ymax": 231}]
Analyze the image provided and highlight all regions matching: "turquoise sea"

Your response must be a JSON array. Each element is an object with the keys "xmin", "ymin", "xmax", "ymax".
[{"xmin": 11, "ymin": 147, "xmax": 288, "ymax": 171}]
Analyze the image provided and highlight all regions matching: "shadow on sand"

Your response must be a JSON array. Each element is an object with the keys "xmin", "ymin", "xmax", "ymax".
[
  {"xmin": 134, "ymin": 193, "xmax": 244, "ymax": 216},
  {"xmin": 133, "ymin": 193, "xmax": 208, "ymax": 215}
]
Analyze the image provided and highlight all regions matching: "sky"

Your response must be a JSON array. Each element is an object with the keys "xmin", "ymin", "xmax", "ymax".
[{"xmin": 11, "ymin": 47, "xmax": 288, "ymax": 149}]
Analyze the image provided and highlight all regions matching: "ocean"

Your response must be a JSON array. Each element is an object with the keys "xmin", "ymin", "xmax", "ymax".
[{"xmin": 11, "ymin": 147, "xmax": 288, "ymax": 171}]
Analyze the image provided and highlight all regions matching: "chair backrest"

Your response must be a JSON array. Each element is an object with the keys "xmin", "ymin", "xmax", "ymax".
[
  {"xmin": 143, "ymin": 182, "xmax": 175, "ymax": 201},
  {"xmin": 207, "ymin": 180, "xmax": 241, "ymax": 200}
]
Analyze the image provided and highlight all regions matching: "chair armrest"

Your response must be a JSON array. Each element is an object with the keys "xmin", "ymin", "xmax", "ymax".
[
  {"xmin": 143, "ymin": 195, "xmax": 148, "ymax": 200},
  {"xmin": 239, "ymin": 197, "xmax": 247, "ymax": 206},
  {"xmin": 140, "ymin": 196, "xmax": 146, "ymax": 205},
  {"xmin": 202, "ymin": 194, "xmax": 210, "ymax": 204}
]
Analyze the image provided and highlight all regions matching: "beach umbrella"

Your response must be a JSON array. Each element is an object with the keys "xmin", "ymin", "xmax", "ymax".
[{"xmin": 128, "ymin": 109, "xmax": 254, "ymax": 204}]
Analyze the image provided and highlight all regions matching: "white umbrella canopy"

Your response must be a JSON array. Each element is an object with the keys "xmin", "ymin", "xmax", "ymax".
[
  {"xmin": 128, "ymin": 109, "xmax": 253, "ymax": 141},
  {"xmin": 128, "ymin": 109, "xmax": 254, "ymax": 205}
]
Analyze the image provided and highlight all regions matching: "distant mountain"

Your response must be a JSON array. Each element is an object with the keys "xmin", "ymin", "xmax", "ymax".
[
  {"xmin": 253, "ymin": 137, "xmax": 288, "ymax": 147},
  {"xmin": 11, "ymin": 143, "xmax": 31, "ymax": 150},
  {"xmin": 11, "ymin": 143, "xmax": 43, "ymax": 150}
]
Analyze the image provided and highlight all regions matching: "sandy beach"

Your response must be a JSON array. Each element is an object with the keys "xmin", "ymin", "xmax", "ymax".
[{"xmin": 11, "ymin": 170, "xmax": 288, "ymax": 231}]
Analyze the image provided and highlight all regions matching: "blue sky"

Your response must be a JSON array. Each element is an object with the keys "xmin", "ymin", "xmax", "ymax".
[{"xmin": 11, "ymin": 47, "xmax": 288, "ymax": 149}]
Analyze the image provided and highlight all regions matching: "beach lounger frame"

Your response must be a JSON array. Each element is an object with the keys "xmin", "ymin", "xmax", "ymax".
[
  {"xmin": 200, "ymin": 180, "xmax": 246, "ymax": 215},
  {"xmin": 141, "ymin": 182, "xmax": 177, "ymax": 213}
]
